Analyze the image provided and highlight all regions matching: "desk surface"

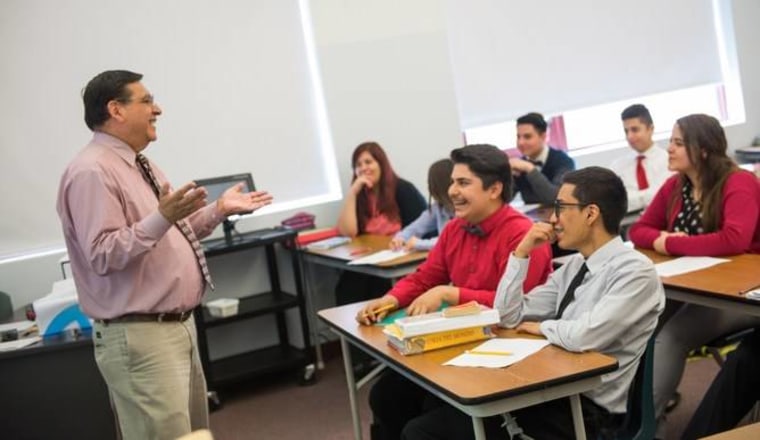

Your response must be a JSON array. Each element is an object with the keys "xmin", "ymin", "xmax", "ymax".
[
  {"xmin": 302, "ymin": 234, "xmax": 427, "ymax": 268},
  {"xmin": 638, "ymin": 249, "xmax": 760, "ymax": 299},
  {"xmin": 319, "ymin": 301, "xmax": 618, "ymax": 405},
  {"xmin": 702, "ymin": 422, "xmax": 760, "ymax": 439}
]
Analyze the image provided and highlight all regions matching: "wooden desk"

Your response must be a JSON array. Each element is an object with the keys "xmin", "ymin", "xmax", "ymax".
[
  {"xmin": 301, "ymin": 234, "xmax": 427, "ymax": 279},
  {"xmin": 319, "ymin": 301, "xmax": 618, "ymax": 440},
  {"xmin": 701, "ymin": 421, "xmax": 760, "ymax": 439},
  {"xmin": 638, "ymin": 249, "xmax": 760, "ymax": 317},
  {"xmin": 299, "ymin": 235, "xmax": 428, "ymax": 369}
]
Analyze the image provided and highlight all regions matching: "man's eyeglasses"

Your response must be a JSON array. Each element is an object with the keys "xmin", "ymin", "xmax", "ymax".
[
  {"xmin": 552, "ymin": 200, "xmax": 590, "ymax": 218},
  {"xmin": 116, "ymin": 94, "xmax": 155, "ymax": 106}
]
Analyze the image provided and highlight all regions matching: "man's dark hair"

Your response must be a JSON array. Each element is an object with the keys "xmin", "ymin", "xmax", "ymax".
[
  {"xmin": 516, "ymin": 112, "xmax": 548, "ymax": 134},
  {"xmin": 621, "ymin": 104, "xmax": 653, "ymax": 126},
  {"xmin": 83, "ymin": 70, "xmax": 143, "ymax": 130},
  {"xmin": 562, "ymin": 166, "xmax": 627, "ymax": 235},
  {"xmin": 450, "ymin": 144, "xmax": 512, "ymax": 202}
]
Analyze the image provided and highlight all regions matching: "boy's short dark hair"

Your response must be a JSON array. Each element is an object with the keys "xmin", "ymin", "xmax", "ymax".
[
  {"xmin": 562, "ymin": 166, "xmax": 627, "ymax": 235},
  {"xmin": 450, "ymin": 144, "xmax": 512, "ymax": 202},
  {"xmin": 621, "ymin": 104, "xmax": 653, "ymax": 126},
  {"xmin": 83, "ymin": 70, "xmax": 143, "ymax": 130},
  {"xmin": 516, "ymin": 112, "xmax": 548, "ymax": 134}
]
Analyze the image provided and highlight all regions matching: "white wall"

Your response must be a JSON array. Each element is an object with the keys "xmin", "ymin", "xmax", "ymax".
[{"xmin": 2, "ymin": 0, "xmax": 759, "ymax": 351}]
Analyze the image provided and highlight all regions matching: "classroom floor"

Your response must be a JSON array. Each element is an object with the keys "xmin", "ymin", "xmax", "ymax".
[{"xmin": 208, "ymin": 349, "xmax": 721, "ymax": 440}]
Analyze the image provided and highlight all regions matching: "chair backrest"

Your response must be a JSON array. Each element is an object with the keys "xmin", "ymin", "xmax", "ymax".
[
  {"xmin": 0, "ymin": 291, "xmax": 13, "ymax": 321},
  {"xmin": 616, "ymin": 335, "xmax": 655, "ymax": 440}
]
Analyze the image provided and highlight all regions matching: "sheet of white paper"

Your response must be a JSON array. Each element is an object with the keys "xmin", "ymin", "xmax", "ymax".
[
  {"xmin": 0, "ymin": 320, "xmax": 35, "ymax": 334},
  {"xmin": 654, "ymin": 256, "xmax": 729, "ymax": 277},
  {"xmin": 347, "ymin": 249, "xmax": 409, "ymax": 265},
  {"xmin": 0, "ymin": 336, "xmax": 41, "ymax": 352},
  {"xmin": 443, "ymin": 338, "xmax": 551, "ymax": 368}
]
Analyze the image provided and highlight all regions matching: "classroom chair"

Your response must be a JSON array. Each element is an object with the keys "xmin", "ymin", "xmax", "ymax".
[
  {"xmin": 615, "ymin": 335, "xmax": 655, "ymax": 440},
  {"xmin": 702, "ymin": 327, "xmax": 755, "ymax": 366}
]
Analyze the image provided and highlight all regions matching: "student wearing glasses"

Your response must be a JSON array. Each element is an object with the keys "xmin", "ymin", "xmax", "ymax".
[
  {"xmin": 628, "ymin": 114, "xmax": 760, "ymax": 438},
  {"xmin": 401, "ymin": 167, "xmax": 664, "ymax": 440}
]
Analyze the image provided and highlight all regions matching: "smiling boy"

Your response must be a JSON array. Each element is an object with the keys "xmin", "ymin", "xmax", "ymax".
[{"xmin": 358, "ymin": 144, "xmax": 553, "ymax": 440}]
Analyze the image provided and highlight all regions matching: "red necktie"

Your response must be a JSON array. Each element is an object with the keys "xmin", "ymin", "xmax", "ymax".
[{"xmin": 636, "ymin": 155, "xmax": 649, "ymax": 190}]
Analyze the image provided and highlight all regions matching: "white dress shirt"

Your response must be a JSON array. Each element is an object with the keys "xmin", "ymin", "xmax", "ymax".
[
  {"xmin": 610, "ymin": 143, "xmax": 671, "ymax": 212},
  {"xmin": 494, "ymin": 237, "xmax": 665, "ymax": 413}
]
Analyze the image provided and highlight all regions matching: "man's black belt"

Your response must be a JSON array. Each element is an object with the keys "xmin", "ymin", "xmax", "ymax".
[{"xmin": 96, "ymin": 310, "xmax": 193, "ymax": 325}]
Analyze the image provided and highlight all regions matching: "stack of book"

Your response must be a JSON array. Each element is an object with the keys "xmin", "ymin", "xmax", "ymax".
[{"xmin": 383, "ymin": 302, "xmax": 500, "ymax": 355}]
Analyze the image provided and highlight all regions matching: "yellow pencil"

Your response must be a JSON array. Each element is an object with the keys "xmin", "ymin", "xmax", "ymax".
[
  {"xmin": 465, "ymin": 350, "xmax": 512, "ymax": 356},
  {"xmin": 363, "ymin": 303, "xmax": 395, "ymax": 317}
]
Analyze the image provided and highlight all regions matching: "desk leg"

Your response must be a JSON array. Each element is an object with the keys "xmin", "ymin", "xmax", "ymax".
[
  {"xmin": 471, "ymin": 416, "xmax": 487, "ymax": 440},
  {"xmin": 569, "ymin": 394, "xmax": 587, "ymax": 440},
  {"xmin": 341, "ymin": 336, "xmax": 363, "ymax": 440},
  {"xmin": 301, "ymin": 255, "xmax": 325, "ymax": 370}
]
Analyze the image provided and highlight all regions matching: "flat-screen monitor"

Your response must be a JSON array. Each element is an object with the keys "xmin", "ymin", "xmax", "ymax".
[
  {"xmin": 194, "ymin": 173, "xmax": 255, "ymax": 244},
  {"xmin": 195, "ymin": 173, "xmax": 255, "ymax": 213}
]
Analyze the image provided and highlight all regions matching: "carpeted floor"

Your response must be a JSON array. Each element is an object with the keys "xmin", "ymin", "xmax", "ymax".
[{"xmin": 208, "ymin": 350, "xmax": 721, "ymax": 440}]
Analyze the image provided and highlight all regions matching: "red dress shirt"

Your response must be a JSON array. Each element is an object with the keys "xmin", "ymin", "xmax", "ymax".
[{"xmin": 387, "ymin": 205, "xmax": 553, "ymax": 307}]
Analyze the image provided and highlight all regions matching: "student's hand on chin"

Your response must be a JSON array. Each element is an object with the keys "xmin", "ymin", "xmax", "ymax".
[{"xmin": 515, "ymin": 222, "xmax": 555, "ymax": 258}]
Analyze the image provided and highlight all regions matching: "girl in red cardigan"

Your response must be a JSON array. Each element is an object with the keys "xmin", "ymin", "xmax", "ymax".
[
  {"xmin": 629, "ymin": 114, "xmax": 760, "ymax": 255},
  {"xmin": 629, "ymin": 114, "xmax": 760, "ymax": 439}
]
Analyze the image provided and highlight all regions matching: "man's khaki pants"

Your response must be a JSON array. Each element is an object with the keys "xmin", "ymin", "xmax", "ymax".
[{"xmin": 93, "ymin": 315, "xmax": 209, "ymax": 440}]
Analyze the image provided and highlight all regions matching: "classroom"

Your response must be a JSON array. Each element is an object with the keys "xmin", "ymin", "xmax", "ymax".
[{"xmin": 1, "ymin": 0, "xmax": 759, "ymax": 439}]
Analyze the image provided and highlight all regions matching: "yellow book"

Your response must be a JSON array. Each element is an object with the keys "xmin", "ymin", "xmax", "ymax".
[{"xmin": 386, "ymin": 325, "xmax": 493, "ymax": 355}]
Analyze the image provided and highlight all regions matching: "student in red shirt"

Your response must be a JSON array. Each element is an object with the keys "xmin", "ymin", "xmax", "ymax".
[{"xmin": 357, "ymin": 144, "xmax": 553, "ymax": 440}]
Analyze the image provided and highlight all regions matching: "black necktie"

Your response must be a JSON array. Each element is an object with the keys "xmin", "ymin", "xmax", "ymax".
[
  {"xmin": 525, "ymin": 157, "xmax": 543, "ymax": 167},
  {"xmin": 555, "ymin": 263, "xmax": 588, "ymax": 319},
  {"xmin": 135, "ymin": 153, "xmax": 215, "ymax": 290},
  {"xmin": 462, "ymin": 224, "xmax": 485, "ymax": 237}
]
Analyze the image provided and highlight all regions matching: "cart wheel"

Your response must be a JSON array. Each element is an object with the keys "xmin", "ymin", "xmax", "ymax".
[{"xmin": 299, "ymin": 363, "xmax": 317, "ymax": 386}]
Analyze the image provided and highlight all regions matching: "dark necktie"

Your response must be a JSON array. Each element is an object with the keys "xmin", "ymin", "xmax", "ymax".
[
  {"xmin": 555, "ymin": 263, "xmax": 588, "ymax": 319},
  {"xmin": 525, "ymin": 157, "xmax": 543, "ymax": 167},
  {"xmin": 636, "ymin": 155, "xmax": 649, "ymax": 190},
  {"xmin": 136, "ymin": 153, "xmax": 215, "ymax": 290},
  {"xmin": 462, "ymin": 224, "xmax": 485, "ymax": 237}
]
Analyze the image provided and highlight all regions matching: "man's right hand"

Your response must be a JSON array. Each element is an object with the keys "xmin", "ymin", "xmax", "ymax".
[
  {"xmin": 355, "ymin": 296, "xmax": 399, "ymax": 326},
  {"xmin": 514, "ymin": 222, "xmax": 555, "ymax": 258},
  {"xmin": 158, "ymin": 182, "xmax": 208, "ymax": 223}
]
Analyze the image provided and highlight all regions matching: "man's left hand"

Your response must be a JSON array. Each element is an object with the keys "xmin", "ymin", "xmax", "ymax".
[
  {"xmin": 216, "ymin": 183, "xmax": 273, "ymax": 216},
  {"xmin": 516, "ymin": 321, "xmax": 543, "ymax": 336},
  {"xmin": 406, "ymin": 286, "xmax": 456, "ymax": 316}
]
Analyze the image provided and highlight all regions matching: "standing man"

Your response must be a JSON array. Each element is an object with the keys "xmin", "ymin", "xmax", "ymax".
[
  {"xmin": 610, "ymin": 104, "xmax": 670, "ymax": 212},
  {"xmin": 401, "ymin": 167, "xmax": 664, "ymax": 440},
  {"xmin": 510, "ymin": 112, "xmax": 575, "ymax": 205},
  {"xmin": 57, "ymin": 70, "xmax": 273, "ymax": 439}
]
